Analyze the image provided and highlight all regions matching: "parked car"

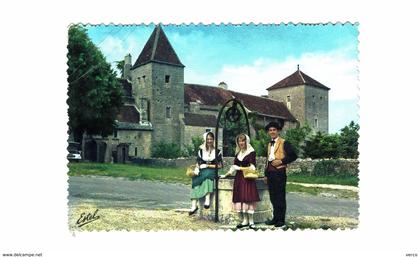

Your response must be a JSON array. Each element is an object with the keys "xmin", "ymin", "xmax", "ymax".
[{"xmin": 67, "ymin": 141, "xmax": 82, "ymax": 162}]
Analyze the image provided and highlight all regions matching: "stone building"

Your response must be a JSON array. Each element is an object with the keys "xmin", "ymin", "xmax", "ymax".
[
  {"xmin": 81, "ymin": 25, "xmax": 329, "ymax": 163},
  {"xmin": 267, "ymin": 65, "xmax": 330, "ymax": 133}
]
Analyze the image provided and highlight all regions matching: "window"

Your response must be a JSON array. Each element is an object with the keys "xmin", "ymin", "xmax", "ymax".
[
  {"xmin": 165, "ymin": 75, "xmax": 170, "ymax": 84},
  {"xmin": 138, "ymin": 76, "xmax": 146, "ymax": 86},
  {"xmin": 135, "ymin": 147, "xmax": 138, "ymax": 156},
  {"xmin": 315, "ymin": 118, "xmax": 318, "ymax": 128},
  {"xmin": 286, "ymin": 95, "xmax": 291, "ymax": 109},
  {"xmin": 113, "ymin": 130, "xmax": 118, "ymax": 138},
  {"xmin": 206, "ymin": 128, "xmax": 212, "ymax": 133},
  {"xmin": 166, "ymin": 106, "xmax": 172, "ymax": 118},
  {"xmin": 140, "ymin": 98, "xmax": 150, "ymax": 121}
]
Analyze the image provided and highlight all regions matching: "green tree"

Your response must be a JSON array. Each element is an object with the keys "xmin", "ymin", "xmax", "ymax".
[
  {"xmin": 302, "ymin": 121, "xmax": 359, "ymax": 159},
  {"xmin": 303, "ymin": 131, "xmax": 324, "ymax": 159},
  {"xmin": 115, "ymin": 59, "xmax": 125, "ymax": 78},
  {"xmin": 303, "ymin": 132, "xmax": 340, "ymax": 159},
  {"xmin": 182, "ymin": 136, "xmax": 204, "ymax": 157},
  {"xmin": 284, "ymin": 123, "xmax": 312, "ymax": 158},
  {"xmin": 67, "ymin": 25, "xmax": 123, "ymax": 142},
  {"xmin": 321, "ymin": 133, "xmax": 341, "ymax": 159},
  {"xmin": 338, "ymin": 121, "xmax": 359, "ymax": 159},
  {"xmin": 152, "ymin": 141, "xmax": 181, "ymax": 158},
  {"xmin": 250, "ymin": 129, "xmax": 271, "ymax": 157}
]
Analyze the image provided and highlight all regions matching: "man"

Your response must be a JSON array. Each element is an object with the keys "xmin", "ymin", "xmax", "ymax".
[{"xmin": 264, "ymin": 121, "xmax": 297, "ymax": 227}]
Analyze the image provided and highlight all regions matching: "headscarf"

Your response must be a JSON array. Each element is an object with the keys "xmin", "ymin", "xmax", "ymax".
[
  {"xmin": 199, "ymin": 131, "xmax": 215, "ymax": 151},
  {"xmin": 235, "ymin": 133, "xmax": 255, "ymax": 161},
  {"xmin": 198, "ymin": 132, "xmax": 216, "ymax": 160}
]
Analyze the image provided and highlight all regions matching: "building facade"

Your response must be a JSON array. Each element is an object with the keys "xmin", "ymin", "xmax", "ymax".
[
  {"xmin": 267, "ymin": 65, "xmax": 330, "ymax": 133},
  {"xmin": 81, "ymin": 25, "xmax": 329, "ymax": 163}
]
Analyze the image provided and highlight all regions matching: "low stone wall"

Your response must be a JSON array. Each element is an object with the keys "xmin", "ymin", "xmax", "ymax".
[
  {"xmin": 286, "ymin": 158, "xmax": 359, "ymax": 176},
  {"xmin": 131, "ymin": 157, "xmax": 195, "ymax": 168},
  {"xmin": 132, "ymin": 157, "xmax": 359, "ymax": 177}
]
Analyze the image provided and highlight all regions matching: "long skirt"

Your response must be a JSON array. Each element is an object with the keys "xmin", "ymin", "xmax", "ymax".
[
  {"xmin": 232, "ymin": 170, "xmax": 260, "ymax": 203},
  {"xmin": 190, "ymin": 168, "xmax": 216, "ymax": 200}
]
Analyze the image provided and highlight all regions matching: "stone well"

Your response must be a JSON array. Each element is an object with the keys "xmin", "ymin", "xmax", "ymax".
[{"xmin": 198, "ymin": 177, "xmax": 273, "ymax": 224}]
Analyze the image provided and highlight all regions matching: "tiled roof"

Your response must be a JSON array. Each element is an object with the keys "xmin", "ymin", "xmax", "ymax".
[
  {"xmin": 132, "ymin": 25, "xmax": 184, "ymax": 69},
  {"xmin": 267, "ymin": 69, "xmax": 330, "ymax": 91},
  {"xmin": 184, "ymin": 112, "xmax": 217, "ymax": 127},
  {"xmin": 230, "ymin": 91, "xmax": 296, "ymax": 121},
  {"xmin": 116, "ymin": 105, "xmax": 140, "ymax": 123},
  {"xmin": 184, "ymin": 83, "xmax": 232, "ymax": 106},
  {"xmin": 184, "ymin": 84, "xmax": 296, "ymax": 121}
]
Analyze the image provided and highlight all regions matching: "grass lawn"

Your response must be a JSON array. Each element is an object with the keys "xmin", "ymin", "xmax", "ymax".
[
  {"xmin": 68, "ymin": 162, "xmax": 190, "ymax": 184},
  {"xmin": 68, "ymin": 162, "xmax": 358, "ymax": 199},
  {"xmin": 287, "ymin": 173, "xmax": 358, "ymax": 187},
  {"xmin": 286, "ymin": 184, "xmax": 358, "ymax": 199},
  {"xmin": 69, "ymin": 162, "xmax": 357, "ymax": 186}
]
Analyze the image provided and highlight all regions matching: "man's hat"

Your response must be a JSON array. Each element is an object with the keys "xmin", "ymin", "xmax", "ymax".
[{"xmin": 265, "ymin": 120, "xmax": 284, "ymax": 131}]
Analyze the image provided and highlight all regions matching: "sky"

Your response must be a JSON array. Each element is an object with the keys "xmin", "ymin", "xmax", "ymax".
[{"xmin": 86, "ymin": 24, "xmax": 359, "ymax": 133}]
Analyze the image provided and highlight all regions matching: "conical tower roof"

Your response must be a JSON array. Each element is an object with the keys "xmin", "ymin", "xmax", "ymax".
[
  {"xmin": 267, "ymin": 65, "xmax": 329, "ymax": 91},
  {"xmin": 132, "ymin": 24, "xmax": 184, "ymax": 69}
]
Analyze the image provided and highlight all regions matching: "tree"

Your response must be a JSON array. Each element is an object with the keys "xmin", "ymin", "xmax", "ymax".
[
  {"xmin": 115, "ymin": 59, "xmax": 125, "ymax": 78},
  {"xmin": 250, "ymin": 129, "xmax": 271, "ymax": 157},
  {"xmin": 67, "ymin": 25, "xmax": 123, "ymax": 142},
  {"xmin": 182, "ymin": 136, "xmax": 204, "ymax": 157},
  {"xmin": 152, "ymin": 141, "xmax": 182, "ymax": 158},
  {"xmin": 303, "ymin": 131, "xmax": 324, "ymax": 159},
  {"xmin": 284, "ymin": 123, "xmax": 312, "ymax": 158},
  {"xmin": 302, "ymin": 121, "xmax": 359, "ymax": 159},
  {"xmin": 303, "ymin": 132, "xmax": 340, "ymax": 159},
  {"xmin": 338, "ymin": 121, "xmax": 359, "ymax": 159}
]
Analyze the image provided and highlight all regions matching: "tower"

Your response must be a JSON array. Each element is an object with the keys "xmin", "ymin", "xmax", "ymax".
[
  {"xmin": 123, "ymin": 54, "xmax": 132, "ymax": 80},
  {"xmin": 130, "ymin": 25, "xmax": 185, "ymax": 145},
  {"xmin": 267, "ymin": 65, "xmax": 330, "ymax": 133}
]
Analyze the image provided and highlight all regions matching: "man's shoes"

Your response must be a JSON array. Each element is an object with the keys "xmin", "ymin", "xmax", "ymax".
[
  {"xmin": 249, "ymin": 224, "xmax": 257, "ymax": 230},
  {"xmin": 188, "ymin": 207, "xmax": 198, "ymax": 216},
  {"xmin": 236, "ymin": 223, "xmax": 249, "ymax": 229},
  {"xmin": 274, "ymin": 222, "xmax": 286, "ymax": 228},
  {"xmin": 265, "ymin": 219, "xmax": 277, "ymax": 225},
  {"xmin": 204, "ymin": 204, "xmax": 210, "ymax": 209}
]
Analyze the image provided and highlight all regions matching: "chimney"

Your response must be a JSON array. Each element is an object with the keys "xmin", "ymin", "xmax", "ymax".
[
  {"xmin": 218, "ymin": 81, "xmax": 227, "ymax": 90},
  {"xmin": 123, "ymin": 54, "xmax": 132, "ymax": 80}
]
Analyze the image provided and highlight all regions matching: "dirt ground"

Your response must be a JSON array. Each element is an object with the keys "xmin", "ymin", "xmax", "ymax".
[{"xmin": 69, "ymin": 203, "xmax": 358, "ymax": 231}]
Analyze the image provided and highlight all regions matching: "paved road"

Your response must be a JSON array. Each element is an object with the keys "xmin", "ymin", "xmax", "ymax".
[{"xmin": 68, "ymin": 176, "xmax": 359, "ymax": 218}]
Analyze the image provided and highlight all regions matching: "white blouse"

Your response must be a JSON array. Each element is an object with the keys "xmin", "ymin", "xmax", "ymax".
[{"xmin": 199, "ymin": 148, "xmax": 217, "ymax": 162}]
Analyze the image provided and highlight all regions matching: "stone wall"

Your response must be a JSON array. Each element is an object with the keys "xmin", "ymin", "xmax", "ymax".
[
  {"xmin": 131, "ymin": 157, "xmax": 196, "ymax": 167},
  {"xmin": 304, "ymin": 85, "xmax": 329, "ymax": 133},
  {"xmin": 267, "ymin": 84, "xmax": 329, "ymax": 134},
  {"xmin": 116, "ymin": 130, "xmax": 153, "ymax": 158},
  {"xmin": 268, "ymin": 85, "xmax": 305, "ymax": 126},
  {"xmin": 131, "ymin": 62, "xmax": 185, "ymax": 146},
  {"xmin": 132, "ymin": 156, "xmax": 359, "ymax": 176},
  {"xmin": 183, "ymin": 125, "xmax": 223, "ymax": 149}
]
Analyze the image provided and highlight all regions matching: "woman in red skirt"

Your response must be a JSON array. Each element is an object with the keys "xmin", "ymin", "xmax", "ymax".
[{"xmin": 220, "ymin": 133, "xmax": 260, "ymax": 229}]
